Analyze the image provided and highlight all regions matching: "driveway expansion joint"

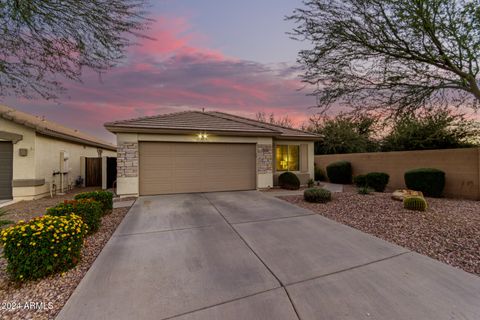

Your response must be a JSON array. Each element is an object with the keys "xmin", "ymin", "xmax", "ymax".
[
  {"xmin": 230, "ymin": 213, "xmax": 315, "ymax": 225},
  {"xmin": 160, "ymin": 287, "xmax": 284, "ymax": 320},
  {"xmin": 114, "ymin": 224, "xmax": 217, "ymax": 238},
  {"xmin": 285, "ymin": 251, "xmax": 411, "ymax": 288}
]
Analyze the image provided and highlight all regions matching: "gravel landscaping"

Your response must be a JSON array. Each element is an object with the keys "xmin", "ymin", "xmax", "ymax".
[
  {"xmin": 0, "ymin": 191, "xmax": 133, "ymax": 319},
  {"xmin": 0, "ymin": 187, "xmax": 100, "ymax": 224},
  {"xmin": 280, "ymin": 191, "xmax": 480, "ymax": 276}
]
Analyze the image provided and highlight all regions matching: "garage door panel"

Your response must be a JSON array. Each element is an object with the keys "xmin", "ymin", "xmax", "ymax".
[
  {"xmin": 174, "ymin": 158, "xmax": 200, "ymax": 169},
  {"xmin": 0, "ymin": 142, "xmax": 13, "ymax": 200},
  {"xmin": 140, "ymin": 143, "xmax": 173, "ymax": 155},
  {"xmin": 140, "ymin": 166, "xmax": 174, "ymax": 178},
  {"xmin": 142, "ymin": 184, "xmax": 173, "ymax": 195},
  {"xmin": 140, "ymin": 156, "xmax": 175, "ymax": 169},
  {"xmin": 201, "ymin": 180, "xmax": 250, "ymax": 192},
  {"xmin": 139, "ymin": 142, "xmax": 256, "ymax": 195},
  {"xmin": 174, "ymin": 145, "xmax": 204, "ymax": 156},
  {"xmin": 142, "ymin": 174, "xmax": 173, "ymax": 182},
  {"xmin": 174, "ymin": 182, "xmax": 203, "ymax": 193}
]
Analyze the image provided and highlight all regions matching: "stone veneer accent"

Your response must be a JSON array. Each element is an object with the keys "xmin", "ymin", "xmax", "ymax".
[
  {"xmin": 257, "ymin": 144, "xmax": 273, "ymax": 174},
  {"xmin": 117, "ymin": 142, "xmax": 138, "ymax": 178}
]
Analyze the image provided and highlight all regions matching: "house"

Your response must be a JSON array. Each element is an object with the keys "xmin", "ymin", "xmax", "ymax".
[
  {"xmin": 105, "ymin": 111, "xmax": 320, "ymax": 197},
  {"xmin": 0, "ymin": 105, "xmax": 117, "ymax": 201}
]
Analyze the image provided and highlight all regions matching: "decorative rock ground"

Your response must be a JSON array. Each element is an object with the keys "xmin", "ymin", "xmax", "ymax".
[{"xmin": 392, "ymin": 189, "xmax": 423, "ymax": 201}]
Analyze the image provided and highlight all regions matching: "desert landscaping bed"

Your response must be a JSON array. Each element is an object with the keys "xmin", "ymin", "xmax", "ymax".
[
  {"xmin": 0, "ymin": 191, "xmax": 133, "ymax": 320},
  {"xmin": 0, "ymin": 187, "xmax": 100, "ymax": 224},
  {"xmin": 280, "ymin": 192, "xmax": 480, "ymax": 276}
]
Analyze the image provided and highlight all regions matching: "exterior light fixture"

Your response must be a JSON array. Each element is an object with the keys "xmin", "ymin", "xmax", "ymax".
[{"xmin": 197, "ymin": 132, "xmax": 208, "ymax": 141}]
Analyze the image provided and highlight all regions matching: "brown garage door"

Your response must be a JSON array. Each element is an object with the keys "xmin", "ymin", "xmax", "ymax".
[
  {"xmin": 139, "ymin": 142, "xmax": 256, "ymax": 195},
  {"xmin": 0, "ymin": 142, "xmax": 13, "ymax": 200}
]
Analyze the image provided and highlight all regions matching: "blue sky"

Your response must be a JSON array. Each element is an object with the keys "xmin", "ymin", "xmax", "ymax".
[{"xmin": 155, "ymin": 0, "xmax": 306, "ymax": 63}]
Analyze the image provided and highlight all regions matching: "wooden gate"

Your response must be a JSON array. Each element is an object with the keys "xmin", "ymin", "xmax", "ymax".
[{"xmin": 85, "ymin": 158, "xmax": 102, "ymax": 187}]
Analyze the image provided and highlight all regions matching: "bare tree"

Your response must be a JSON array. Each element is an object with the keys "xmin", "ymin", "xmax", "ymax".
[
  {"xmin": 0, "ymin": 0, "xmax": 149, "ymax": 99},
  {"xmin": 289, "ymin": 0, "xmax": 480, "ymax": 115},
  {"xmin": 255, "ymin": 111, "xmax": 294, "ymax": 128}
]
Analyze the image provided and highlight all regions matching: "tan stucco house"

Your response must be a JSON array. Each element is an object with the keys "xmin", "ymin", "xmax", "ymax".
[
  {"xmin": 0, "ymin": 105, "xmax": 116, "ymax": 201},
  {"xmin": 105, "ymin": 111, "xmax": 320, "ymax": 197}
]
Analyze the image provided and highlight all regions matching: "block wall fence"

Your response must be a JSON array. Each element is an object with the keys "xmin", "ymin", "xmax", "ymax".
[{"xmin": 314, "ymin": 147, "xmax": 480, "ymax": 200}]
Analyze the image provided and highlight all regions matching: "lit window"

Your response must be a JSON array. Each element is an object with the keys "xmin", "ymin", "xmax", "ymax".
[{"xmin": 275, "ymin": 145, "xmax": 299, "ymax": 171}]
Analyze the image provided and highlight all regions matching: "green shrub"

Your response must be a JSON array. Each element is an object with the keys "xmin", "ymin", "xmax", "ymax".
[
  {"xmin": 0, "ymin": 214, "xmax": 88, "ymax": 281},
  {"xmin": 353, "ymin": 174, "xmax": 367, "ymax": 187},
  {"xmin": 307, "ymin": 178, "xmax": 315, "ymax": 188},
  {"xmin": 304, "ymin": 188, "xmax": 332, "ymax": 203},
  {"xmin": 365, "ymin": 172, "xmax": 390, "ymax": 192},
  {"xmin": 357, "ymin": 186, "xmax": 372, "ymax": 195},
  {"xmin": 75, "ymin": 190, "xmax": 113, "ymax": 214},
  {"xmin": 47, "ymin": 199, "xmax": 102, "ymax": 234},
  {"xmin": 278, "ymin": 172, "xmax": 300, "ymax": 190},
  {"xmin": 403, "ymin": 196, "xmax": 428, "ymax": 211},
  {"xmin": 404, "ymin": 168, "xmax": 445, "ymax": 197},
  {"xmin": 314, "ymin": 165, "xmax": 327, "ymax": 181},
  {"xmin": 326, "ymin": 161, "xmax": 352, "ymax": 184}
]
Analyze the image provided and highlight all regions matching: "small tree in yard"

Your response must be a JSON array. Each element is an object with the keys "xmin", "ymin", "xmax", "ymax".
[
  {"xmin": 289, "ymin": 0, "xmax": 480, "ymax": 115},
  {"xmin": 305, "ymin": 114, "xmax": 380, "ymax": 154},
  {"xmin": 381, "ymin": 109, "xmax": 479, "ymax": 151}
]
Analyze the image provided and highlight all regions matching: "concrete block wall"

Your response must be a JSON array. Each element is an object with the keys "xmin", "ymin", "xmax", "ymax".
[{"xmin": 315, "ymin": 147, "xmax": 480, "ymax": 200}]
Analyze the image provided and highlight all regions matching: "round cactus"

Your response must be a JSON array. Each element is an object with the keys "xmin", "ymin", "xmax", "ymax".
[
  {"xmin": 403, "ymin": 196, "xmax": 428, "ymax": 211},
  {"xmin": 304, "ymin": 188, "xmax": 331, "ymax": 203}
]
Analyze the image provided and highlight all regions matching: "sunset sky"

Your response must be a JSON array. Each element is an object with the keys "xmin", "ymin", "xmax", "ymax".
[{"xmin": 4, "ymin": 0, "xmax": 318, "ymax": 143}]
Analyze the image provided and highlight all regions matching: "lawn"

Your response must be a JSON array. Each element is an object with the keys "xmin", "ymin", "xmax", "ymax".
[
  {"xmin": 0, "ymin": 189, "xmax": 133, "ymax": 320},
  {"xmin": 280, "ymin": 190, "xmax": 480, "ymax": 276}
]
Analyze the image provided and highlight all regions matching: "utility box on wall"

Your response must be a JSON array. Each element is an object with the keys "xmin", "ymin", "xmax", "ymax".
[
  {"xmin": 60, "ymin": 151, "xmax": 70, "ymax": 173},
  {"xmin": 18, "ymin": 148, "xmax": 28, "ymax": 157}
]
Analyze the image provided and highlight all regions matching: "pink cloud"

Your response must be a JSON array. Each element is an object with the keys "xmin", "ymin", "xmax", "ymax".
[
  {"xmin": 133, "ymin": 16, "xmax": 226, "ymax": 61},
  {"xmin": 205, "ymin": 78, "xmax": 270, "ymax": 102},
  {"xmin": 6, "ymin": 15, "xmax": 317, "ymax": 142}
]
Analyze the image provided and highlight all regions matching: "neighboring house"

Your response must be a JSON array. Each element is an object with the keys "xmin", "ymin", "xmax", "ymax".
[
  {"xmin": 105, "ymin": 111, "xmax": 320, "ymax": 197},
  {"xmin": 0, "ymin": 105, "xmax": 117, "ymax": 201}
]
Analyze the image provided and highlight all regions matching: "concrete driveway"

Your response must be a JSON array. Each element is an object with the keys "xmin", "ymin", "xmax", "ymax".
[{"xmin": 57, "ymin": 191, "xmax": 480, "ymax": 320}]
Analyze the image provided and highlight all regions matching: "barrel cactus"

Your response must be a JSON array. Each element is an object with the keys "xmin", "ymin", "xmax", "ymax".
[
  {"xmin": 403, "ymin": 196, "xmax": 428, "ymax": 211},
  {"xmin": 304, "ymin": 188, "xmax": 331, "ymax": 203}
]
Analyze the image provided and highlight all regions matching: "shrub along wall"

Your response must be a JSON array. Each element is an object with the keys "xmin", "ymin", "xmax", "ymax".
[{"xmin": 314, "ymin": 147, "xmax": 480, "ymax": 200}]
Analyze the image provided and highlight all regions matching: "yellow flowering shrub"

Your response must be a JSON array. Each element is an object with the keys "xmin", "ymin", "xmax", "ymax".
[
  {"xmin": 47, "ymin": 199, "xmax": 102, "ymax": 234},
  {"xmin": 0, "ymin": 214, "xmax": 88, "ymax": 281}
]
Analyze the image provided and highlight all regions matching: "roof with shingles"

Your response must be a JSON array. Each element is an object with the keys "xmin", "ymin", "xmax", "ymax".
[
  {"xmin": 0, "ymin": 105, "xmax": 116, "ymax": 150},
  {"xmin": 105, "ymin": 110, "xmax": 320, "ymax": 140}
]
